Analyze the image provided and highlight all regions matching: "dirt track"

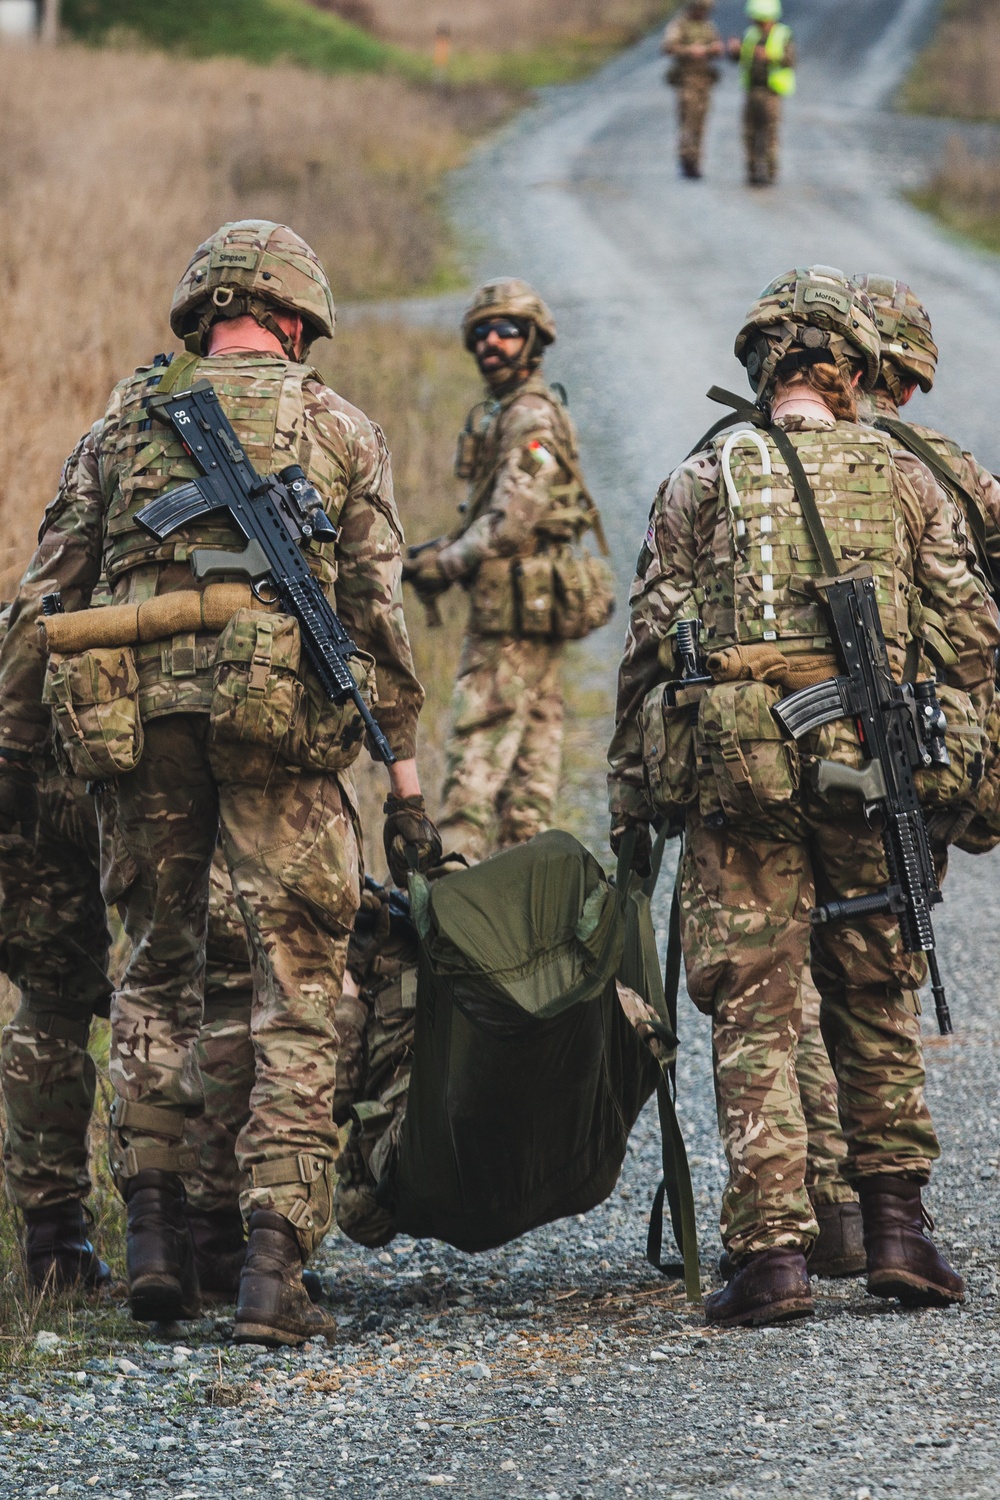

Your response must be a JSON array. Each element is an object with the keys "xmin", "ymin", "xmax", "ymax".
[{"xmin": 7, "ymin": 7, "xmax": 1000, "ymax": 1499}]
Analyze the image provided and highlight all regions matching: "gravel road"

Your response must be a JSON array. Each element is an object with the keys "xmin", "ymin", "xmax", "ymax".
[{"xmin": 8, "ymin": 5, "xmax": 1000, "ymax": 1498}]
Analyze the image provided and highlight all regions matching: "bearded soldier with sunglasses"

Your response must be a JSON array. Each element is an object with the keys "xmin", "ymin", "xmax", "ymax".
[{"xmin": 405, "ymin": 280, "xmax": 609, "ymax": 860}]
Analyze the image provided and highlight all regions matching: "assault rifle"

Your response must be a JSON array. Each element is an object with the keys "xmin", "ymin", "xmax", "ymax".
[
  {"xmin": 772, "ymin": 571, "xmax": 953, "ymax": 1035},
  {"xmin": 134, "ymin": 378, "xmax": 395, "ymax": 765},
  {"xmin": 402, "ymin": 535, "xmax": 449, "ymax": 628}
]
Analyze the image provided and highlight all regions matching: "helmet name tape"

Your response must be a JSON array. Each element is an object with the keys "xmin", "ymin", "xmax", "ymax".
[
  {"xmin": 798, "ymin": 284, "xmax": 851, "ymax": 316},
  {"xmin": 209, "ymin": 246, "xmax": 259, "ymax": 272}
]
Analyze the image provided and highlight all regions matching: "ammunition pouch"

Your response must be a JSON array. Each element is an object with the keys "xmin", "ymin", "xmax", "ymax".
[
  {"xmin": 551, "ymin": 550, "xmax": 617, "ymax": 640},
  {"xmin": 955, "ymin": 695, "xmax": 1000, "ymax": 854},
  {"xmin": 43, "ymin": 645, "xmax": 144, "ymax": 781},
  {"xmin": 639, "ymin": 680, "xmax": 704, "ymax": 818},
  {"xmin": 469, "ymin": 556, "xmax": 518, "ymax": 635},
  {"xmin": 209, "ymin": 608, "xmax": 371, "ymax": 782},
  {"xmin": 695, "ymin": 679, "xmax": 801, "ymax": 827}
]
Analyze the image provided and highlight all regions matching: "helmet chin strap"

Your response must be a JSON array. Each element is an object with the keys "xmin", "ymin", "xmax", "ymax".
[{"xmin": 192, "ymin": 292, "xmax": 311, "ymax": 362}]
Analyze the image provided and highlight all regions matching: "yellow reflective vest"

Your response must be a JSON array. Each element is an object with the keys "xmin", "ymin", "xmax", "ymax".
[{"xmin": 739, "ymin": 22, "xmax": 795, "ymax": 97}]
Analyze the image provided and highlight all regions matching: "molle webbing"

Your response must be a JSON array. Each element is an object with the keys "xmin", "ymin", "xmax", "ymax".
[
  {"xmin": 43, "ymin": 584, "xmax": 264, "ymax": 653},
  {"xmin": 703, "ymin": 422, "xmax": 909, "ymax": 653}
]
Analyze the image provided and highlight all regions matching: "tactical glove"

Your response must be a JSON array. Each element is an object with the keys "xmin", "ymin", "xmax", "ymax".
[
  {"xmin": 383, "ymin": 794, "xmax": 443, "ymax": 887},
  {"xmin": 401, "ymin": 552, "xmax": 451, "ymax": 600},
  {"xmin": 0, "ymin": 753, "xmax": 39, "ymax": 852},
  {"xmin": 610, "ymin": 820, "xmax": 652, "ymax": 879}
]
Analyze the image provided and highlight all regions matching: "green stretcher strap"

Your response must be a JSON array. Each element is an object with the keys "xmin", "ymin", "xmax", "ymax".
[{"xmin": 617, "ymin": 828, "xmax": 701, "ymax": 1302}]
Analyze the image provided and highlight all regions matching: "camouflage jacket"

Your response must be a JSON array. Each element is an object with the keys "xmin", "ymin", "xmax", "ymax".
[
  {"xmin": 865, "ymin": 388, "xmax": 1000, "ymax": 594},
  {"xmin": 436, "ymin": 372, "xmax": 586, "ymax": 584},
  {"xmin": 608, "ymin": 413, "xmax": 1000, "ymax": 827},
  {"xmin": 0, "ymin": 353, "xmax": 423, "ymax": 760},
  {"xmin": 661, "ymin": 14, "xmax": 722, "ymax": 82}
]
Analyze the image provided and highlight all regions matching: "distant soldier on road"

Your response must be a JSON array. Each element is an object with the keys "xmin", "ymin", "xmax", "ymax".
[
  {"xmin": 661, "ymin": 0, "xmax": 724, "ymax": 180},
  {"xmin": 730, "ymin": 0, "xmax": 796, "ymax": 187},
  {"xmin": 404, "ymin": 279, "xmax": 612, "ymax": 863}
]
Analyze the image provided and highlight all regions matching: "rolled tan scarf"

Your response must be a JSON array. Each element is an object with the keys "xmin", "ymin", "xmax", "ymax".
[
  {"xmin": 707, "ymin": 642, "xmax": 839, "ymax": 693},
  {"xmin": 41, "ymin": 583, "xmax": 266, "ymax": 654}
]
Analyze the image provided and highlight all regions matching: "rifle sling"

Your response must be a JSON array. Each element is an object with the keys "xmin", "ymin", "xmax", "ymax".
[{"xmin": 875, "ymin": 415, "xmax": 997, "ymax": 593}]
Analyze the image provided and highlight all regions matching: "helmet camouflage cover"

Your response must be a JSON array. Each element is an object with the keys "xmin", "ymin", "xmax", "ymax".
[
  {"xmin": 852, "ymin": 273, "xmax": 937, "ymax": 393},
  {"xmin": 735, "ymin": 264, "xmax": 881, "ymax": 396},
  {"xmin": 461, "ymin": 278, "xmax": 557, "ymax": 351},
  {"xmin": 171, "ymin": 220, "xmax": 336, "ymax": 355}
]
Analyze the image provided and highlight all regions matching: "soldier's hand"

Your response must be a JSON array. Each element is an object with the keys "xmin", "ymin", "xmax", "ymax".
[
  {"xmin": 0, "ymin": 752, "xmax": 39, "ymax": 852},
  {"xmin": 402, "ymin": 551, "xmax": 450, "ymax": 600},
  {"xmin": 610, "ymin": 820, "xmax": 653, "ymax": 879},
  {"xmin": 383, "ymin": 794, "xmax": 444, "ymax": 887}
]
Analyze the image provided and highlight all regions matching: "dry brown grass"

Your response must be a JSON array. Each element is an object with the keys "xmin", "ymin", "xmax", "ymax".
[
  {"xmin": 903, "ymin": 0, "xmax": 1000, "ymax": 121},
  {"xmin": 910, "ymin": 134, "xmax": 1000, "ymax": 256},
  {"xmin": 0, "ymin": 40, "xmax": 499, "ymax": 599},
  {"xmin": 324, "ymin": 0, "xmax": 671, "ymax": 58}
]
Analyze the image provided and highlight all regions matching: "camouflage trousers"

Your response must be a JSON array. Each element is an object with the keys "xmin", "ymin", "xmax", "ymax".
[
  {"xmin": 439, "ymin": 633, "xmax": 564, "ymax": 863},
  {"xmin": 798, "ymin": 969, "xmax": 854, "ymax": 1208},
  {"xmin": 0, "ymin": 760, "xmax": 111, "ymax": 1213},
  {"xmin": 674, "ymin": 82, "xmax": 713, "ymax": 173},
  {"xmin": 109, "ymin": 713, "xmax": 359, "ymax": 1256},
  {"xmin": 0, "ymin": 759, "xmax": 258, "ymax": 1217},
  {"xmin": 680, "ymin": 807, "xmax": 938, "ymax": 1260},
  {"xmin": 743, "ymin": 87, "xmax": 782, "ymax": 185}
]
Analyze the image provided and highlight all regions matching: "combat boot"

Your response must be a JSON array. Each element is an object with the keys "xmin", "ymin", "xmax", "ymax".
[
  {"xmin": 23, "ymin": 1201, "xmax": 111, "ymax": 1292},
  {"xmin": 186, "ymin": 1206, "xmax": 247, "ymax": 1304},
  {"xmin": 234, "ymin": 1211, "xmax": 337, "ymax": 1347},
  {"xmin": 705, "ymin": 1247, "xmax": 813, "ymax": 1328},
  {"xmin": 807, "ymin": 1198, "xmax": 867, "ymax": 1279},
  {"xmin": 858, "ymin": 1175, "xmax": 965, "ymax": 1307},
  {"xmin": 125, "ymin": 1170, "xmax": 201, "ymax": 1323}
]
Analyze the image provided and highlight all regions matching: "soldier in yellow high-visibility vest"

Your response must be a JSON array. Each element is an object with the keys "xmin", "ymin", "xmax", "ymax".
[{"xmin": 728, "ymin": 0, "xmax": 796, "ymax": 187}]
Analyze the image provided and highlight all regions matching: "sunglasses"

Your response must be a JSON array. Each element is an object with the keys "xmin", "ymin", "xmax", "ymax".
[{"xmin": 472, "ymin": 318, "xmax": 526, "ymax": 343}]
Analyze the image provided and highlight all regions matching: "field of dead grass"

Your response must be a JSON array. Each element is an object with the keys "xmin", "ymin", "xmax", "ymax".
[
  {"xmin": 902, "ymin": 0, "xmax": 1000, "ymax": 121},
  {"xmin": 903, "ymin": 1, "xmax": 1000, "ymax": 255}
]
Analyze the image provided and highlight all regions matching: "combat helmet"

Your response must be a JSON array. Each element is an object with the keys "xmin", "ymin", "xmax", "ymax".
[
  {"xmin": 852, "ymin": 273, "xmax": 937, "ymax": 394},
  {"xmin": 746, "ymin": 0, "xmax": 782, "ymax": 19},
  {"xmin": 735, "ymin": 264, "xmax": 881, "ymax": 398},
  {"xmin": 461, "ymin": 278, "xmax": 556, "ymax": 357},
  {"xmin": 171, "ymin": 220, "xmax": 336, "ymax": 360}
]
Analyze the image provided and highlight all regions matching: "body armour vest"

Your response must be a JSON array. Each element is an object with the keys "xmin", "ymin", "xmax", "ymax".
[
  {"xmin": 695, "ymin": 423, "xmax": 914, "ymax": 656},
  {"xmin": 99, "ymin": 352, "xmax": 345, "ymax": 717},
  {"xmin": 456, "ymin": 379, "xmax": 586, "ymax": 553}
]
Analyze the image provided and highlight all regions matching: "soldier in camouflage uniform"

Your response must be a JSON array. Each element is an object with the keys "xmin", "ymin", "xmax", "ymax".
[
  {"xmin": 661, "ymin": 0, "xmax": 724, "ymax": 180},
  {"xmin": 609, "ymin": 265, "xmax": 998, "ymax": 1326},
  {"xmin": 0, "ymin": 221, "xmax": 436, "ymax": 1346},
  {"xmin": 405, "ymin": 279, "xmax": 607, "ymax": 863},
  {"xmin": 730, "ymin": 0, "xmax": 796, "ymax": 187}
]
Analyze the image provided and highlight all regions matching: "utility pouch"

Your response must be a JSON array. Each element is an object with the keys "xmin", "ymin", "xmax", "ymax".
[
  {"xmin": 469, "ymin": 556, "xmax": 517, "ymax": 635},
  {"xmin": 551, "ymin": 551, "xmax": 616, "ymax": 640},
  {"xmin": 43, "ymin": 645, "xmax": 144, "ymax": 780},
  {"xmin": 515, "ymin": 554, "xmax": 556, "ymax": 636},
  {"xmin": 283, "ymin": 650, "xmax": 376, "ymax": 773},
  {"xmin": 639, "ymin": 680, "xmax": 703, "ymax": 816},
  {"xmin": 209, "ymin": 609, "xmax": 302, "ymax": 781},
  {"xmin": 913, "ymin": 683, "xmax": 983, "ymax": 809},
  {"xmin": 454, "ymin": 429, "xmax": 481, "ymax": 481},
  {"xmin": 696, "ymin": 679, "xmax": 800, "ymax": 824}
]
